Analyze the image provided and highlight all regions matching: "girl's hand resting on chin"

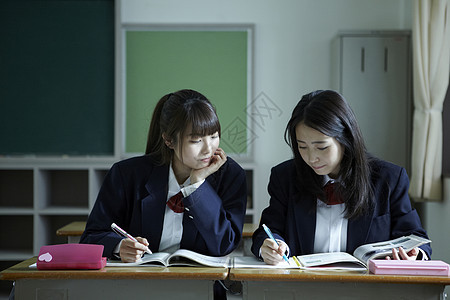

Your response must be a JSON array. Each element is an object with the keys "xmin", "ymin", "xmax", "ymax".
[{"xmin": 190, "ymin": 148, "xmax": 227, "ymax": 184}]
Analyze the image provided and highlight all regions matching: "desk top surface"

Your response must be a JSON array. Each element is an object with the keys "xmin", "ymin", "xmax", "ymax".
[
  {"xmin": 3, "ymin": 258, "xmax": 450, "ymax": 285},
  {"xmin": 56, "ymin": 221, "xmax": 87, "ymax": 236},
  {"xmin": 56, "ymin": 221, "xmax": 258, "ymax": 237},
  {"xmin": 0, "ymin": 258, "xmax": 228, "ymax": 281},
  {"xmin": 229, "ymin": 267, "xmax": 450, "ymax": 285}
]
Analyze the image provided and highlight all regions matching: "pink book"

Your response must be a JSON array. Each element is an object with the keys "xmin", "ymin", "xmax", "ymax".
[
  {"xmin": 368, "ymin": 259, "xmax": 450, "ymax": 276},
  {"xmin": 37, "ymin": 243, "xmax": 106, "ymax": 270}
]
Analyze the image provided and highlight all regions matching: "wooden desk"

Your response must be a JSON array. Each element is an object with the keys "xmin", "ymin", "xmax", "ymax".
[
  {"xmin": 56, "ymin": 221, "xmax": 86, "ymax": 243},
  {"xmin": 4, "ymin": 257, "xmax": 450, "ymax": 299},
  {"xmin": 1, "ymin": 258, "xmax": 228, "ymax": 300},
  {"xmin": 240, "ymin": 223, "xmax": 258, "ymax": 255},
  {"xmin": 242, "ymin": 223, "xmax": 258, "ymax": 238},
  {"xmin": 230, "ymin": 268, "xmax": 450, "ymax": 300},
  {"xmin": 56, "ymin": 222, "xmax": 258, "ymax": 255}
]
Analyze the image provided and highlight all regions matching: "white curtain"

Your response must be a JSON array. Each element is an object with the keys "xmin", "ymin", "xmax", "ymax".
[{"xmin": 411, "ymin": 0, "xmax": 450, "ymax": 201}]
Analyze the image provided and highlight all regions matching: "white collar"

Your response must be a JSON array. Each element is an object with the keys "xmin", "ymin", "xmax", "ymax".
[
  {"xmin": 168, "ymin": 162, "xmax": 190, "ymax": 196},
  {"xmin": 323, "ymin": 175, "xmax": 341, "ymax": 187}
]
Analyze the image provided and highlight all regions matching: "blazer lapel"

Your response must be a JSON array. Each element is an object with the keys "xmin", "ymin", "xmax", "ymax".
[
  {"xmin": 347, "ymin": 211, "xmax": 374, "ymax": 253},
  {"xmin": 141, "ymin": 164, "xmax": 169, "ymax": 252},
  {"xmin": 292, "ymin": 193, "xmax": 317, "ymax": 254}
]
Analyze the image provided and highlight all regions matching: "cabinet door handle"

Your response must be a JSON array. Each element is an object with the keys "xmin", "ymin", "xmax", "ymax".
[
  {"xmin": 384, "ymin": 47, "xmax": 388, "ymax": 72},
  {"xmin": 361, "ymin": 47, "xmax": 365, "ymax": 72}
]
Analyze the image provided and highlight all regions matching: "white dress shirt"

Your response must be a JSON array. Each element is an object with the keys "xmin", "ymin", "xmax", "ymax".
[
  {"xmin": 159, "ymin": 163, "xmax": 204, "ymax": 252},
  {"xmin": 313, "ymin": 176, "xmax": 348, "ymax": 253},
  {"xmin": 283, "ymin": 176, "xmax": 427, "ymax": 260},
  {"xmin": 261, "ymin": 176, "xmax": 348, "ymax": 259},
  {"xmin": 313, "ymin": 178, "xmax": 427, "ymax": 259}
]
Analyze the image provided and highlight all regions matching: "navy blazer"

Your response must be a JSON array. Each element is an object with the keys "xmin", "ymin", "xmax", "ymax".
[
  {"xmin": 81, "ymin": 155, "xmax": 247, "ymax": 258},
  {"xmin": 251, "ymin": 158, "xmax": 432, "ymax": 259}
]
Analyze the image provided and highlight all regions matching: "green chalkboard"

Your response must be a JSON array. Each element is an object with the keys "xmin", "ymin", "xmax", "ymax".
[
  {"xmin": 125, "ymin": 28, "xmax": 250, "ymax": 155},
  {"xmin": 0, "ymin": 0, "xmax": 114, "ymax": 156}
]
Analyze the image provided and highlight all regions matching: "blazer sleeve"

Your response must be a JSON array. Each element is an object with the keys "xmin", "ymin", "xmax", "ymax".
[
  {"xmin": 79, "ymin": 162, "xmax": 130, "ymax": 258},
  {"xmin": 386, "ymin": 167, "xmax": 432, "ymax": 258},
  {"xmin": 182, "ymin": 158, "xmax": 247, "ymax": 256},
  {"xmin": 251, "ymin": 164, "xmax": 289, "ymax": 258}
]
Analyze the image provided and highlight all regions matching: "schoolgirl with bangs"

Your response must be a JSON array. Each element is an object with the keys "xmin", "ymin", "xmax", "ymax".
[{"xmin": 81, "ymin": 90, "xmax": 247, "ymax": 276}]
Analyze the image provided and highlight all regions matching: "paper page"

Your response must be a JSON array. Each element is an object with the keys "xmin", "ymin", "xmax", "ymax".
[
  {"xmin": 295, "ymin": 262, "xmax": 367, "ymax": 271},
  {"xmin": 353, "ymin": 234, "xmax": 431, "ymax": 264},
  {"xmin": 106, "ymin": 252, "xmax": 170, "ymax": 267},
  {"xmin": 296, "ymin": 252, "xmax": 367, "ymax": 270},
  {"xmin": 168, "ymin": 249, "xmax": 230, "ymax": 268},
  {"xmin": 233, "ymin": 256, "xmax": 299, "ymax": 269}
]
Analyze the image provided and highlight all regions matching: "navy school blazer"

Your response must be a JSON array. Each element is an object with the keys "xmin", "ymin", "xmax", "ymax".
[
  {"xmin": 80, "ymin": 155, "xmax": 247, "ymax": 258},
  {"xmin": 251, "ymin": 158, "xmax": 432, "ymax": 259}
]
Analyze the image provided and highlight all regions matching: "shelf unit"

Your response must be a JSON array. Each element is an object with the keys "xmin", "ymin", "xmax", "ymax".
[
  {"xmin": 0, "ymin": 159, "xmax": 256, "ymax": 261},
  {"xmin": 241, "ymin": 163, "xmax": 256, "ymax": 224},
  {"xmin": 0, "ymin": 159, "xmax": 114, "ymax": 261}
]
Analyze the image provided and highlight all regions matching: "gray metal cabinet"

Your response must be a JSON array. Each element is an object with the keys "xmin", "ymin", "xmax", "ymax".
[{"xmin": 337, "ymin": 31, "xmax": 412, "ymax": 171}]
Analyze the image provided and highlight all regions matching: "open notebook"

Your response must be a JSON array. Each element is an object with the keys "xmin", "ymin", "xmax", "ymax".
[
  {"xmin": 107, "ymin": 249, "xmax": 231, "ymax": 268},
  {"xmin": 234, "ymin": 234, "xmax": 431, "ymax": 271}
]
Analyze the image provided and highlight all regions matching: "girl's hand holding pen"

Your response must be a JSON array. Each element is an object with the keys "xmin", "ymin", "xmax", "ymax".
[
  {"xmin": 111, "ymin": 223, "xmax": 152, "ymax": 263},
  {"xmin": 260, "ymin": 238, "xmax": 289, "ymax": 265},
  {"xmin": 119, "ymin": 237, "xmax": 150, "ymax": 263}
]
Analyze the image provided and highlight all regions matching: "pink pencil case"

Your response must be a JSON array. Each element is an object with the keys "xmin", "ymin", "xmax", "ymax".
[
  {"xmin": 37, "ymin": 243, "xmax": 106, "ymax": 270},
  {"xmin": 368, "ymin": 259, "xmax": 450, "ymax": 276}
]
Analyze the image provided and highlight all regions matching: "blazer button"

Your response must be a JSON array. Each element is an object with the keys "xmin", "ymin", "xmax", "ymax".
[
  {"xmin": 185, "ymin": 207, "xmax": 190, "ymax": 212},
  {"xmin": 189, "ymin": 215, "xmax": 194, "ymax": 219}
]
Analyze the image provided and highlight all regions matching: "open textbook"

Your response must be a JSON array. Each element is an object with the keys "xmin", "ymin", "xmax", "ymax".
[
  {"xmin": 106, "ymin": 249, "xmax": 230, "ymax": 268},
  {"xmin": 234, "ymin": 234, "xmax": 431, "ymax": 271}
]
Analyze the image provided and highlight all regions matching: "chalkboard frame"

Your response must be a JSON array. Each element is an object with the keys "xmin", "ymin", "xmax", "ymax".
[{"xmin": 120, "ymin": 24, "xmax": 254, "ymax": 160}]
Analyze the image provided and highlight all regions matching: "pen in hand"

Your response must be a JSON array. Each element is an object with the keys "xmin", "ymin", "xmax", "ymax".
[
  {"xmin": 262, "ymin": 224, "xmax": 290, "ymax": 265},
  {"xmin": 111, "ymin": 223, "xmax": 152, "ymax": 255}
]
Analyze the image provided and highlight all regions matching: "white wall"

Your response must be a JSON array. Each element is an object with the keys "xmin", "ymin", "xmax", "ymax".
[{"xmin": 120, "ymin": 0, "xmax": 413, "ymax": 223}]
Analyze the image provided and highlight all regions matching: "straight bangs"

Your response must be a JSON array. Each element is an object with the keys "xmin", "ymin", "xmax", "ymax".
[{"xmin": 187, "ymin": 102, "xmax": 221, "ymax": 137}]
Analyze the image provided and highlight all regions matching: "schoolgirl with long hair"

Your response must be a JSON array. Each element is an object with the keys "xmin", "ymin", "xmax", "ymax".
[{"xmin": 252, "ymin": 90, "xmax": 431, "ymax": 265}]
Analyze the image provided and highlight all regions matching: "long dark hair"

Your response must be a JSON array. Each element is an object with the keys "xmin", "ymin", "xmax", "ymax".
[
  {"xmin": 285, "ymin": 90, "xmax": 373, "ymax": 218},
  {"xmin": 145, "ymin": 89, "xmax": 221, "ymax": 165}
]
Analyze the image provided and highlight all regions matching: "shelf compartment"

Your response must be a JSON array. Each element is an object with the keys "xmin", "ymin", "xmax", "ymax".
[
  {"xmin": 36, "ymin": 215, "xmax": 89, "ymax": 248},
  {"xmin": 0, "ymin": 169, "xmax": 33, "ymax": 208},
  {"xmin": 37, "ymin": 169, "xmax": 89, "ymax": 209},
  {"xmin": 244, "ymin": 214, "xmax": 254, "ymax": 224},
  {"xmin": 89, "ymin": 168, "xmax": 109, "ymax": 208},
  {"xmin": 245, "ymin": 169, "xmax": 253, "ymax": 210},
  {"xmin": 0, "ymin": 216, "xmax": 33, "ymax": 255},
  {"xmin": 93, "ymin": 169, "xmax": 109, "ymax": 187}
]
